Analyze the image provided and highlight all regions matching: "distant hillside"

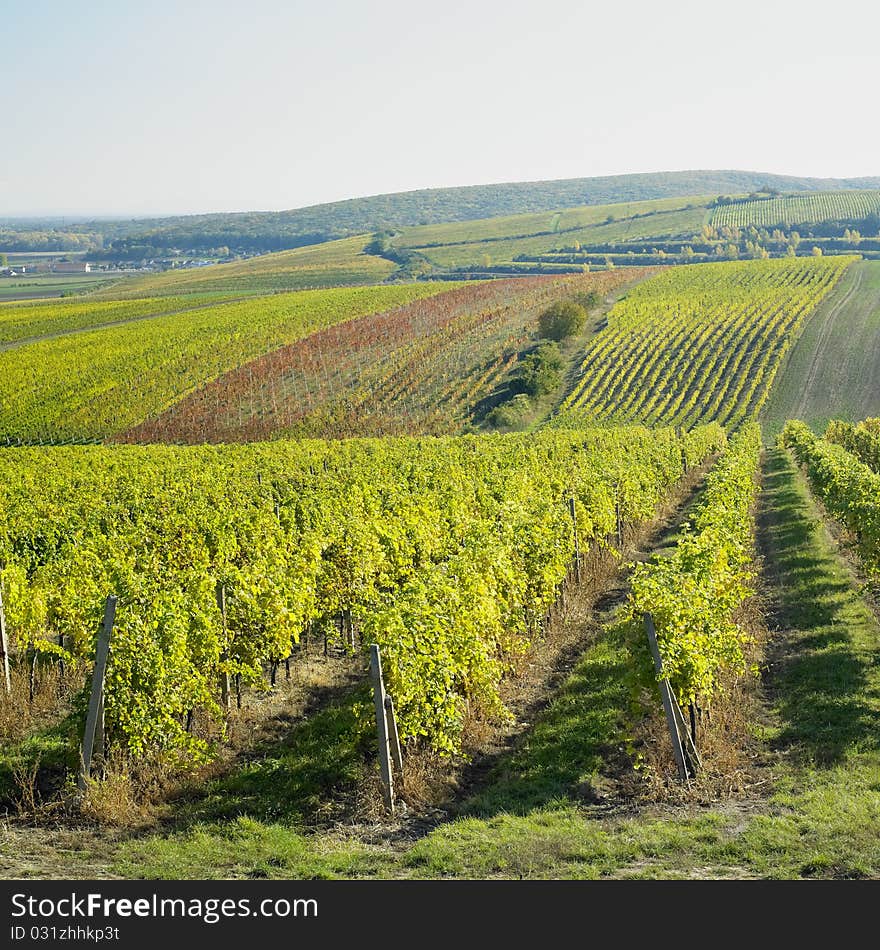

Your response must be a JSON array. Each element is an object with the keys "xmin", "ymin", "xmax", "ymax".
[
  {"xmin": 102, "ymin": 186, "xmax": 880, "ymax": 298},
  {"xmin": 4, "ymin": 170, "xmax": 880, "ymax": 256},
  {"xmin": 96, "ymin": 170, "xmax": 880, "ymax": 254}
]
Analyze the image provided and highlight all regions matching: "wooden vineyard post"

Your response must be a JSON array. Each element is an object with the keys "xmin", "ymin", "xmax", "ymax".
[
  {"xmin": 369, "ymin": 644, "xmax": 396, "ymax": 813},
  {"xmin": 384, "ymin": 693, "xmax": 404, "ymax": 776},
  {"xmin": 217, "ymin": 582, "xmax": 230, "ymax": 713},
  {"xmin": 78, "ymin": 595, "xmax": 117, "ymax": 791},
  {"xmin": 643, "ymin": 612, "xmax": 689, "ymax": 782},
  {"xmin": 568, "ymin": 497, "xmax": 582, "ymax": 584},
  {"xmin": 0, "ymin": 583, "xmax": 11, "ymax": 697},
  {"xmin": 615, "ymin": 493, "xmax": 624, "ymax": 548},
  {"xmin": 29, "ymin": 648, "xmax": 37, "ymax": 702}
]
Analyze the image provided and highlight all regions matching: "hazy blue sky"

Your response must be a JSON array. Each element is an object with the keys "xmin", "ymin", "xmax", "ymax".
[{"xmin": 3, "ymin": 0, "xmax": 878, "ymax": 217}]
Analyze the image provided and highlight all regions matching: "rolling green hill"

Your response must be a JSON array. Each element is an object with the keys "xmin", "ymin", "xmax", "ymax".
[
  {"xmin": 105, "ymin": 185, "xmax": 880, "ymax": 298},
  {"xmin": 90, "ymin": 170, "xmax": 880, "ymax": 253},
  {"xmin": 6, "ymin": 169, "xmax": 880, "ymax": 258},
  {"xmin": 391, "ymin": 194, "xmax": 713, "ymax": 269}
]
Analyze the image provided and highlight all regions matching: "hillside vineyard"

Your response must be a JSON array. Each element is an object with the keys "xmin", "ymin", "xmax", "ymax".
[{"xmin": 563, "ymin": 257, "xmax": 852, "ymax": 427}]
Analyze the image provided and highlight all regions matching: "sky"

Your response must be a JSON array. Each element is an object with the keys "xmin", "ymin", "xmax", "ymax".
[{"xmin": 3, "ymin": 0, "xmax": 880, "ymax": 217}]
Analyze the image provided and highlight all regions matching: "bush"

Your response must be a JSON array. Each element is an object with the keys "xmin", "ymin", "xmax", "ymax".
[
  {"xmin": 538, "ymin": 301, "xmax": 588, "ymax": 341},
  {"xmin": 515, "ymin": 341, "xmax": 563, "ymax": 397},
  {"xmin": 571, "ymin": 290, "xmax": 601, "ymax": 310},
  {"xmin": 485, "ymin": 393, "xmax": 532, "ymax": 430}
]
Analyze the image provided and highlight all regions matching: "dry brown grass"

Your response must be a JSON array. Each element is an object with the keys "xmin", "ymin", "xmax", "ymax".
[
  {"xmin": 76, "ymin": 755, "xmax": 156, "ymax": 827},
  {"xmin": 0, "ymin": 659, "xmax": 82, "ymax": 744},
  {"xmin": 10, "ymin": 754, "xmax": 43, "ymax": 816},
  {"xmin": 632, "ymin": 583, "xmax": 772, "ymax": 804}
]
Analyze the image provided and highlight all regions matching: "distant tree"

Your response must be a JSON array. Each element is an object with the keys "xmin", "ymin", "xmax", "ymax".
[
  {"xmin": 538, "ymin": 300, "xmax": 588, "ymax": 341},
  {"xmin": 745, "ymin": 241, "xmax": 767, "ymax": 259},
  {"xmin": 811, "ymin": 246, "xmax": 823, "ymax": 256},
  {"xmin": 0, "ymin": 253, "xmax": 7, "ymax": 267},
  {"xmin": 681, "ymin": 245, "xmax": 695, "ymax": 260},
  {"xmin": 786, "ymin": 245, "xmax": 797, "ymax": 257}
]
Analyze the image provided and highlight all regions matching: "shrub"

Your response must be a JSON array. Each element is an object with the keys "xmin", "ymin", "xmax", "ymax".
[
  {"xmin": 485, "ymin": 394, "xmax": 532, "ymax": 430},
  {"xmin": 537, "ymin": 301, "xmax": 588, "ymax": 341},
  {"xmin": 515, "ymin": 341, "xmax": 563, "ymax": 397}
]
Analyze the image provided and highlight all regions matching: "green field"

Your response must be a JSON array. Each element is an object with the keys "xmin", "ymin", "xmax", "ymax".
[
  {"xmin": 76, "ymin": 187, "xmax": 880, "ymax": 295},
  {"xmin": 761, "ymin": 261, "xmax": 880, "ymax": 435},
  {"xmin": 6, "ymin": 231, "xmax": 880, "ymax": 883},
  {"xmin": 391, "ymin": 194, "xmax": 712, "ymax": 249},
  {"xmin": 0, "ymin": 273, "xmax": 120, "ymax": 300}
]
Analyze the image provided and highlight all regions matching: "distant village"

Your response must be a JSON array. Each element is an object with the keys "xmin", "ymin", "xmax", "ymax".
[{"xmin": 0, "ymin": 256, "xmax": 223, "ymax": 279}]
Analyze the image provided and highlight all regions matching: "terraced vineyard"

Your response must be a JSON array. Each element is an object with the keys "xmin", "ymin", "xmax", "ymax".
[
  {"xmin": 562, "ymin": 257, "xmax": 853, "ymax": 428},
  {"xmin": 121, "ymin": 271, "xmax": 640, "ymax": 443},
  {"xmin": 392, "ymin": 195, "xmax": 711, "ymax": 270},
  {"xmin": 711, "ymin": 191, "xmax": 880, "ymax": 229},
  {"xmin": 0, "ymin": 283, "xmax": 448, "ymax": 443}
]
